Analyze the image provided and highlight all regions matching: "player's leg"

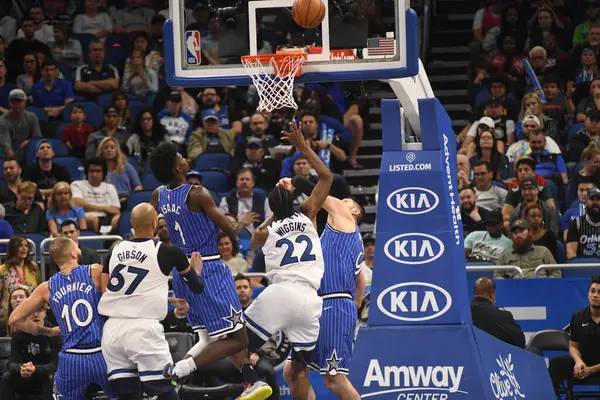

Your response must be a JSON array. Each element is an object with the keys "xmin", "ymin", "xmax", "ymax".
[
  {"xmin": 101, "ymin": 318, "xmax": 141, "ymax": 399},
  {"xmin": 283, "ymin": 355, "xmax": 316, "ymax": 400},
  {"xmin": 52, "ymin": 353, "xmax": 92, "ymax": 400}
]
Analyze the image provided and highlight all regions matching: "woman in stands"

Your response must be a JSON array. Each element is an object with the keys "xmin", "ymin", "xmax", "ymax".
[
  {"xmin": 45, "ymin": 181, "xmax": 87, "ymax": 237},
  {"xmin": 124, "ymin": 31, "xmax": 162, "ymax": 75},
  {"xmin": 489, "ymin": 34, "xmax": 526, "ymax": 80},
  {"xmin": 16, "ymin": 52, "xmax": 40, "ymax": 100},
  {"xmin": 575, "ymin": 78, "xmax": 600, "ymax": 122},
  {"xmin": 112, "ymin": 90, "xmax": 132, "ymax": 131},
  {"xmin": 568, "ymin": 143, "xmax": 600, "ymax": 206},
  {"xmin": 121, "ymin": 49, "xmax": 159, "ymax": 101},
  {"xmin": 126, "ymin": 109, "xmax": 166, "ymax": 165},
  {"xmin": 0, "ymin": 237, "xmax": 39, "ymax": 317},
  {"xmin": 570, "ymin": 46, "xmax": 599, "ymax": 106},
  {"xmin": 516, "ymin": 93, "xmax": 558, "ymax": 142},
  {"xmin": 97, "ymin": 137, "xmax": 142, "ymax": 209},
  {"xmin": 469, "ymin": 129, "xmax": 509, "ymax": 181},
  {"xmin": 0, "ymin": 286, "xmax": 29, "ymax": 337},
  {"xmin": 525, "ymin": 7, "xmax": 567, "ymax": 51},
  {"xmin": 525, "ymin": 203, "xmax": 558, "ymax": 261},
  {"xmin": 217, "ymin": 231, "xmax": 249, "ymax": 275}
]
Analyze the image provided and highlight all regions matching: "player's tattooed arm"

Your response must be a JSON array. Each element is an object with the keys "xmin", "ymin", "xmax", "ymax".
[{"xmin": 250, "ymin": 216, "xmax": 274, "ymax": 250}]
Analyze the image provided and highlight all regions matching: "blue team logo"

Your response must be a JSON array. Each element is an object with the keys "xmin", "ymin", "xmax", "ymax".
[{"xmin": 185, "ymin": 30, "xmax": 201, "ymax": 66}]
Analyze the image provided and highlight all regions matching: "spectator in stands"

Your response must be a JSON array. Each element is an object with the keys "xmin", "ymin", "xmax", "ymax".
[
  {"xmin": 5, "ymin": 17, "xmax": 50, "ymax": 81},
  {"xmin": 470, "ymin": 277, "xmax": 525, "ymax": 348},
  {"xmin": 469, "ymin": 129, "xmax": 508, "ymax": 180},
  {"xmin": 112, "ymin": 90, "xmax": 131, "ymax": 130},
  {"xmin": 548, "ymin": 276, "xmax": 600, "ymax": 395},
  {"xmin": 219, "ymin": 168, "xmax": 272, "ymax": 228},
  {"xmin": 187, "ymin": 108, "xmax": 236, "ymax": 160},
  {"xmin": 563, "ymin": 182, "xmax": 597, "ymax": 242},
  {"xmin": 22, "ymin": 139, "xmax": 70, "ymax": 198},
  {"xmin": 72, "ymin": 0, "xmax": 113, "ymax": 39},
  {"xmin": 124, "ymin": 31, "xmax": 162, "ymax": 75},
  {"xmin": 196, "ymin": 87, "xmax": 242, "ymax": 133},
  {"xmin": 509, "ymin": 176, "xmax": 560, "ymax": 235},
  {"xmin": 472, "ymin": 73, "xmax": 519, "ymax": 120},
  {"xmin": 576, "ymin": 78, "xmax": 600, "ymax": 122},
  {"xmin": 0, "ymin": 305, "xmax": 58, "ymax": 400},
  {"xmin": 457, "ymin": 154, "xmax": 472, "ymax": 189},
  {"xmin": 71, "ymin": 157, "xmax": 121, "ymax": 233},
  {"xmin": 462, "ymin": 99, "xmax": 514, "ymax": 154},
  {"xmin": 31, "ymin": 59, "xmax": 74, "ymax": 119},
  {"xmin": 74, "ymin": 40, "xmax": 120, "ymax": 100},
  {"xmin": 470, "ymin": 0, "xmax": 502, "ymax": 59},
  {"xmin": 361, "ymin": 234, "xmax": 374, "ymax": 286},
  {"xmin": 0, "ymin": 286, "xmax": 28, "ymax": 337},
  {"xmin": 155, "ymin": 214, "xmax": 171, "ymax": 244},
  {"xmin": 542, "ymin": 74, "xmax": 572, "ymax": 131},
  {"xmin": 235, "ymin": 112, "xmax": 280, "ymax": 158},
  {"xmin": 460, "ymin": 186, "xmax": 488, "ymax": 236},
  {"xmin": 4, "ymin": 182, "xmax": 46, "ymax": 234},
  {"xmin": 17, "ymin": 6, "xmax": 53, "ymax": 43},
  {"xmin": 122, "ymin": 48, "xmax": 158, "ymax": 100},
  {"xmin": 45, "ymin": 181, "xmax": 86, "ymax": 237},
  {"xmin": 299, "ymin": 111, "xmax": 347, "ymax": 173},
  {"xmin": 517, "ymin": 93, "xmax": 558, "ymax": 142},
  {"xmin": 42, "ymin": 0, "xmax": 71, "ymax": 27},
  {"xmin": 465, "ymin": 210, "xmax": 512, "ymax": 262},
  {"xmin": 570, "ymin": 47, "xmax": 599, "ymax": 104},
  {"xmin": 126, "ymin": 109, "xmax": 166, "ymax": 164},
  {"xmin": 86, "ymin": 105, "xmax": 130, "ymax": 159},
  {"xmin": 528, "ymin": 130, "xmax": 568, "ymax": 184},
  {"xmin": 0, "ymin": 158, "xmax": 43, "ymax": 206},
  {"xmin": 0, "ymin": 60, "xmax": 12, "ymax": 114},
  {"xmin": 471, "ymin": 160, "xmax": 507, "ymax": 212},
  {"xmin": 525, "ymin": 203, "xmax": 558, "ymax": 261},
  {"xmin": 573, "ymin": 0, "xmax": 600, "ymax": 46},
  {"xmin": 0, "ymin": 89, "xmax": 41, "ymax": 160},
  {"xmin": 0, "ymin": 237, "xmax": 39, "ymax": 316},
  {"xmin": 232, "ymin": 138, "xmax": 282, "ymax": 191},
  {"xmin": 506, "ymin": 117, "xmax": 561, "ymax": 162},
  {"xmin": 488, "ymin": 35, "xmax": 525, "ymax": 81},
  {"xmin": 570, "ymin": 109, "xmax": 600, "ymax": 163},
  {"xmin": 48, "ymin": 24, "xmax": 81, "ymax": 70},
  {"xmin": 461, "ymin": 117, "xmax": 498, "ymax": 156},
  {"xmin": 526, "ymin": 11, "xmax": 567, "ymax": 54},
  {"xmin": 16, "ymin": 52, "xmax": 40, "ymax": 98},
  {"xmin": 97, "ymin": 137, "xmax": 142, "ymax": 207},
  {"xmin": 114, "ymin": 0, "xmax": 155, "ymax": 35},
  {"xmin": 63, "ymin": 105, "xmax": 93, "ymax": 159},
  {"xmin": 218, "ymin": 231, "xmax": 249, "ymax": 274},
  {"xmin": 0, "ymin": 3, "xmax": 16, "ymax": 46},
  {"xmin": 571, "ymin": 144, "xmax": 600, "ymax": 208},
  {"xmin": 495, "ymin": 219, "xmax": 558, "ymax": 279},
  {"xmin": 47, "ymin": 219, "xmax": 100, "ymax": 277},
  {"xmin": 159, "ymin": 91, "xmax": 193, "ymax": 153}
]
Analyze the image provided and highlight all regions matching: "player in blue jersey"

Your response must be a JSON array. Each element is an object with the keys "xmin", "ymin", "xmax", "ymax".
[
  {"xmin": 279, "ymin": 176, "xmax": 366, "ymax": 400},
  {"xmin": 149, "ymin": 142, "xmax": 272, "ymax": 400},
  {"xmin": 9, "ymin": 237, "xmax": 114, "ymax": 400}
]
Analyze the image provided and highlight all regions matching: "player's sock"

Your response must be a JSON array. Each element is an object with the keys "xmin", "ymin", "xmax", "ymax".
[{"xmin": 240, "ymin": 363, "xmax": 260, "ymax": 384}]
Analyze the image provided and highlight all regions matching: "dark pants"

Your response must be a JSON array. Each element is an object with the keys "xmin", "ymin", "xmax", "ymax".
[
  {"xmin": 0, "ymin": 371, "xmax": 53, "ymax": 400},
  {"xmin": 548, "ymin": 355, "xmax": 600, "ymax": 395},
  {"xmin": 196, "ymin": 357, "xmax": 280, "ymax": 400}
]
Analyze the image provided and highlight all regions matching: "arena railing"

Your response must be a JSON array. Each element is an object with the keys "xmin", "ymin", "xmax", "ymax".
[
  {"xmin": 534, "ymin": 263, "xmax": 600, "ymax": 278},
  {"xmin": 466, "ymin": 265, "xmax": 524, "ymax": 278},
  {"xmin": 39, "ymin": 235, "xmax": 123, "ymax": 281},
  {"xmin": 0, "ymin": 238, "xmax": 37, "ymax": 264}
]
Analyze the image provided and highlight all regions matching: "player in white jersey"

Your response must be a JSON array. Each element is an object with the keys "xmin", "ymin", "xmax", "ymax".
[{"xmin": 99, "ymin": 203, "xmax": 204, "ymax": 400}]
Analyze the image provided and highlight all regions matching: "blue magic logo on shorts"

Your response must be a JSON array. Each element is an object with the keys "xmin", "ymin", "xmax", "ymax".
[{"xmin": 185, "ymin": 30, "xmax": 201, "ymax": 65}]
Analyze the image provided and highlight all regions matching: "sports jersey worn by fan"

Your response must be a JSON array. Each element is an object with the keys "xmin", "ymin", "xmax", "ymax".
[
  {"xmin": 158, "ymin": 184, "xmax": 244, "ymax": 338},
  {"xmin": 245, "ymin": 212, "xmax": 324, "ymax": 352},
  {"xmin": 48, "ymin": 264, "xmax": 113, "ymax": 399},
  {"xmin": 310, "ymin": 223, "xmax": 364, "ymax": 376}
]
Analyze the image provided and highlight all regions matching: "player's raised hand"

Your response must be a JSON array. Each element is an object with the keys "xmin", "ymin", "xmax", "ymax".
[
  {"xmin": 281, "ymin": 120, "xmax": 307, "ymax": 150},
  {"xmin": 238, "ymin": 212, "xmax": 260, "ymax": 227},
  {"xmin": 190, "ymin": 252, "xmax": 203, "ymax": 274}
]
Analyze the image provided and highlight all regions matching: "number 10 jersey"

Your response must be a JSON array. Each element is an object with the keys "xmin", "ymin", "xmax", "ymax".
[{"xmin": 264, "ymin": 212, "xmax": 324, "ymax": 290}]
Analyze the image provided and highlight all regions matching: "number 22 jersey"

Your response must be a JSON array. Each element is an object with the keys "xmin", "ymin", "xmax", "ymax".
[{"xmin": 263, "ymin": 212, "xmax": 324, "ymax": 289}]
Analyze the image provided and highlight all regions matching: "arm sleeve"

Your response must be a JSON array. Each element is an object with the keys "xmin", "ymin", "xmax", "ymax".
[
  {"xmin": 72, "ymin": 15, "xmax": 84, "ymax": 33},
  {"xmin": 147, "ymin": 69, "xmax": 158, "ymax": 94},
  {"xmin": 157, "ymin": 244, "xmax": 205, "ymax": 293},
  {"xmin": 464, "ymin": 232, "xmax": 475, "ymax": 250},
  {"xmin": 107, "ymin": 184, "xmax": 121, "ymax": 208},
  {"xmin": 126, "ymin": 164, "xmax": 142, "ymax": 188},
  {"xmin": 103, "ymin": 13, "xmax": 114, "ymax": 33},
  {"xmin": 34, "ymin": 336, "xmax": 61, "ymax": 375},
  {"xmin": 472, "ymin": 9, "xmax": 484, "ymax": 30},
  {"xmin": 570, "ymin": 312, "xmax": 581, "ymax": 341},
  {"xmin": 70, "ymin": 181, "xmax": 83, "ymax": 198},
  {"xmin": 219, "ymin": 196, "xmax": 229, "ymax": 213},
  {"xmin": 74, "ymin": 65, "xmax": 84, "ymax": 82},
  {"xmin": 292, "ymin": 176, "xmax": 316, "ymax": 196},
  {"xmin": 566, "ymin": 219, "xmax": 581, "ymax": 244},
  {"xmin": 556, "ymin": 155, "xmax": 568, "ymax": 174},
  {"xmin": 30, "ymin": 115, "xmax": 42, "ymax": 139},
  {"xmin": 75, "ymin": 207, "xmax": 86, "ymax": 220}
]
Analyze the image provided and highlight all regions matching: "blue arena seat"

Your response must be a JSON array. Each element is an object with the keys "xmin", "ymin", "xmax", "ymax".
[
  {"xmin": 194, "ymin": 153, "xmax": 234, "ymax": 172},
  {"xmin": 118, "ymin": 211, "xmax": 132, "ymax": 238},
  {"xmin": 562, "ymin": 257, "xmax": 600, "ymax": 277},
  {"xmin": 129, "ymin": 100, "xmax": 147, "ymax": 123},
  {"xmin": 63, "ymin": 101, "xmax": 103, "ymax": 129},
  {"xmin": 52, "ymin": 156, "xmax": 84, "ymax": 181},
  {"xmin": 200, "ymin": 170, "xmax": 231, "ymax": 193},
  {"xmin": 71, "ymin": 33, "xmax": 96, "ymax": 63},
  {"xmin": 127, "ymin": 191, "xmax": 153, "ymax": 210},
  {"xmin": 78, "ymin": 231, "xmax": 105, "ymax": 250},
  {"xmin": 26, "ymin": 106, "xmax": 48, "ymax": 121},
  {"xmin": 57, "ymin": 63, "xmax": 73, "ymax": 82},
  {"xmin": 142, "ymin": 174, "xmax": 162, "ymax": 191},
  {"xmin": 56, "ymin": 122, "xmax": 71, "ymax": 140}
]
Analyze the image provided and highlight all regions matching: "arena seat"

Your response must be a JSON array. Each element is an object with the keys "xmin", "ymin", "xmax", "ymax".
[
  {"xmin": 26, "ymin": 106, "xmax": 48, "ymax": 121},
  {"xmin": 56, "ymin": 122, "xmax": 71, "ymax": 140},
  {"xmin": 126, "ymin": 191, "xmax": 153, "ymax": 210},
  {"xmin": 53, "ymin": 156, "xmax": 84, "ymax": 181},
  {"xmin": 194, "ymin": 153, "xmax": 234, "ymax": 172},
  {"xmin": 526, "ymin": 329, "xmax": 569, "ymax": 356},
  {"xmin": 57, "ymin": 63, "xmax": 73, "ymax": 82},
  {"xmin": 141, "ymin": 174, "xmax": 162, "ymax": 191},
  {"xmin": 0, "ymin": 336, "xmax": 10, "ymax": 372},
  {"xmin": 165, "ymin": 332, "xmax": 194, "ymax": 363},
  {"xmin": 118, "ymin": 211, "xmax": 132, "ymax": 238},
  {"xmin": 199, "ymin": 171, "xmax": 231, "ymax": 193},
  {"xmin": 563, "ymin": 258, "xmax": 600, "ymax": 277}
]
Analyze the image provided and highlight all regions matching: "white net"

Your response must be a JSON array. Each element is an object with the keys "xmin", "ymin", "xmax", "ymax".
[{"xmin": 242, "ymin": 54, "xmax": 307, "ymax": 112}]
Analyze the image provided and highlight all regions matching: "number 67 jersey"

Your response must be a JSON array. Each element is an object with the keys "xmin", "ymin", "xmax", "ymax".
[{"xmin": 264, "ymin": 212, "xmax": 325, "ymax": 290}]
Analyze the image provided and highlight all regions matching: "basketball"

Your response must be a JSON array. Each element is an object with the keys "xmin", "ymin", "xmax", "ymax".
[{"xmin": 292, "ymin": 0, "xmax": 326, "ymax": 29}]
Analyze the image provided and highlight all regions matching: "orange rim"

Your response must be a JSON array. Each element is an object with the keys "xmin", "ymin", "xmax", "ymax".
[{"xmin": 242, "ymin": 51, "xmax": 307, "ymax": 78}]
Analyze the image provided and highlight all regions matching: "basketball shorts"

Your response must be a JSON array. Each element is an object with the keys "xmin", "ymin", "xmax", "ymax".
[
  {"xmin": 172, "ymin": 259, "xmax": 244, "ymax": 338},
  {"xmin": 245, "ymin": 282, "xmax": 322, "ymax": 352},
  {"xmin": 101, "ymin": 318, "xmax": 173, "ymax": 382},
  {"xmin": 309, "ymin": 297, "xmax": 356, "ymax": 376},
  {"xmin": 54, "ymin": 350, "xmax": 115, "ymax": 399}
]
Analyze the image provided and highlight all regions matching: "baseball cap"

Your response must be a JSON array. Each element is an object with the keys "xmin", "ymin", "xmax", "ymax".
[
  {"xmin": 9, "ymin": 89, "xmax": 26, "ymax": 101},
  {"xmin": 186, "ymin": 170, "xmax": 203, "ymax": 182},
  {"xmin": 35, "ymin": 139, "xmax": 51, "ymax": 152},
  {"xmin": 485, "ymin": 210, "xmax": 503, "ymax": 225},
  {"xmin": 247, "ymin": 137, "xmax": 263, "ymax": 148},
  {"xmin": 478, "ymin": 116, "xmax": 495, "ymax": 130},
  {"xmin": 363, "ymin": 233, "xmax": 375, "ymax": 244},
  {"xmin": 104, "ymin": 105, "xmax": 118, "ymax": 115},
  {"xmin": 168, "ymin": 91, "xmax": 182, "ymax": 103},
  {"xmin": 588, "ymin": 187, "xmax": 600, "ymax": 199},
  {"xmin": 522, "ymin": 115, "xmax": 541, "ymax": 127},
  {"xmin": 202, "ymin": 108, "xmax": 220, "ymax": 122},
  {"xmin": 515, "ymin": 156, "xmax": 537, "ymax": 170},
  {"xmin": 486, "ymin": 96, "xmax": 503, "ymax": 106},
  {"xmin": 520, "ymin": 176, "xmax": 538, "ymax": 190},
  {"xmin": 511, "ymin": 219, "xmax": 531, "ymax": 231},
  {"xmin": 587, "ymin": 108, "xmax": 600, "ymax": 121}
]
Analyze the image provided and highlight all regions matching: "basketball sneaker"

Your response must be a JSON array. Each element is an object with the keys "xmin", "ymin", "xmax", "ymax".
[{"xmin": 237, "ymin": 381, "xmax": 273, "ymax": 400}]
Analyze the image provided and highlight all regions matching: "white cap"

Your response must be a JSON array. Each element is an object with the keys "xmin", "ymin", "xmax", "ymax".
[
  {"xmin": 522, "ymin": 115, "xmax": 541, "ymax": 127},
  {"xmin": 478, "ymin": 116, "xmax": 495, "ymax": 129}
]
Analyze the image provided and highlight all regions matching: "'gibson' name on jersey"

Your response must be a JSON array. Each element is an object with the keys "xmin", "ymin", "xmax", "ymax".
[
  {"xmin": 275, "ymin": 222, "xmax": 307, "ymax": 237},
  {"xmin": 117, "ymin": 250, "xmax": 148, "ymax": 263}
]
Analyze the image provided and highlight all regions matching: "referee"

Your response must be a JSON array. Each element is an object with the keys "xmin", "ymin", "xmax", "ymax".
[{"xmin": 566, "ymin": 188, "xmax": 600, "ymax": 259}]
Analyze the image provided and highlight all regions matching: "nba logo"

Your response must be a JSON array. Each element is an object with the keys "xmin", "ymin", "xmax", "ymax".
[{"xmin": 185, "ymin": 30, "xmax": 201, "ymax": 66}]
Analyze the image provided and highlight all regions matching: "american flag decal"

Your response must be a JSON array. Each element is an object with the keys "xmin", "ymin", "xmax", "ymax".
[{"xmin": 366, "ymin": 37, "xmax": 395, "ymax": 56}]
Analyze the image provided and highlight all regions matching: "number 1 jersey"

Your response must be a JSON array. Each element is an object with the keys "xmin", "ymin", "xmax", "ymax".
[
  {"xmin": 98, "ymin": 239, "xmax": 169, "ymax": 320},
  {"xmin": 48, "ymin": 265, "xmax": 103, "ymax": 352},
  {"xmin": 263, "ymin": 212, "xmax": 324, "ymax": 289}
]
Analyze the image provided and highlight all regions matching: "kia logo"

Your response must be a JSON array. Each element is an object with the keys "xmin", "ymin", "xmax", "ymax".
[
  {"xmin": 384, "ymin": 233, "xmax": 444, "ymax": 265},
  {"xmin": 376, "ymin": 282, "xmax": 452, "ymax": 322},
  {"xmin": 386, "ymin": 187, "xmax": 439, "ymax": 215}
]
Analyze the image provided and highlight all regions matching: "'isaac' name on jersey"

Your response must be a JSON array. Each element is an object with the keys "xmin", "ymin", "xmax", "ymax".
[
  {"xmin": 117, "ymin": 250, "xmax": 148, "ymax": 264},
  {"xmin": 160, "ymin": 203, "xmax": 181, "ymax": 216},
  {"xmin": 275, "ymin": 222, "xmax": 307, "ymax": 237}
]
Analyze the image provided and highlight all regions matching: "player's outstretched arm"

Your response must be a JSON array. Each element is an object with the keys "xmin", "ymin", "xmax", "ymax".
[
  {"xmin": 157, "ymin": 244, "xmax": 205, "ymax": 293},
  {"xmin": 189, "ymin": 185, "xmax": 259, "ymax": 237},
  {"xmin": 9, "ymin": 283, "xmax": 60, "ymax": 336},
  {"xmin": 250, "ymin": 215, "xmax": 274, "ymax": 250},
  {"xmin": 282, "ymin": 121, "xmax": 333, "ymax": 220}
]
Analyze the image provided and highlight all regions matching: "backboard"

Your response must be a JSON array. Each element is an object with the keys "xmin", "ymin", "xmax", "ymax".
[{"xmin": 164, "ymin": 0, "xmax": 419, "ymax": 87}]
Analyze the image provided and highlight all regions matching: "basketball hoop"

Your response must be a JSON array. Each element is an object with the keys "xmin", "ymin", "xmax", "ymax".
[{"xmin": 241, "ymin": 50, "xmax": 307, "ymax": 112}]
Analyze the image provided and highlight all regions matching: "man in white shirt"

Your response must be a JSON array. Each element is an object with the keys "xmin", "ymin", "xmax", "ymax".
[
  {"xmin": 71, "ymin": 157, "xmax": 121, "ymax": 233},
  {"xmin": 472, "ymin": 160, "xmax": 507, "ymax": 212},
  {"xmin": 16, "ymin": 6, "xmax": 54, "ymax": 43}
]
